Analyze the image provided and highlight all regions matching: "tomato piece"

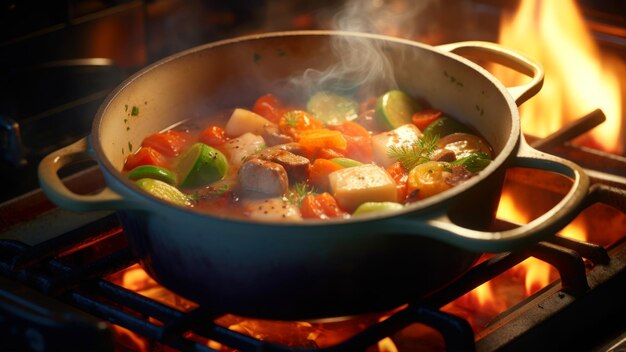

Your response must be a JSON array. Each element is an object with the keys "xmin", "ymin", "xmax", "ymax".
[
  {"xmin": 300, "ymin": 192, "xmax": 348, "ymax": 219},
  {"xmin": 199, "ymin": 126, "xmax": 226, "ymax": 147},
  {"xmin": 386, "ymin": 162, "xmax": 409, "ymax": 201},
  {"xmin": 278, "ymin": 110, "xmax": 325, "ymax": 138},
  {"xmin": 141, "ymin": 130, "xmax": 189, "ymax": 157},
  {"xmin": 308, "ymin": 159, "xmax": 344, "ymax": 191},
  {"xmin": 123, "ymin": 147, "xmax": 167, "ymax": 171},
  {"xmin": 252, "ymin": 94, "xmax": 286, "ymax": 123},
  {"xmin": 411, "ymin": 108, "xmax": 443, "ymax": 131}
]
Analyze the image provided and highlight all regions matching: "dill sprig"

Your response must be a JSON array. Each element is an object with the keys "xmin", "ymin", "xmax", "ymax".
[
  {"xmin": 387, "ymin": 133, "xmax": 439, "ymax": 171},
  {"xmin": 286, "ymin": 182, "xmax": 316, "ymax": 206}
]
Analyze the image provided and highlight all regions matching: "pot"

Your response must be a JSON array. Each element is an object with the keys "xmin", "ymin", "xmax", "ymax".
[{"xmin": 38, "ymin": 31, "xmax": 589, "ymax": 320}]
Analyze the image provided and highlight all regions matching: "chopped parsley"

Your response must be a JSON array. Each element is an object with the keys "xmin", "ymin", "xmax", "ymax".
[{"xmin": 131, "ymin": 106, "xmax": 139, "ymax": 116}]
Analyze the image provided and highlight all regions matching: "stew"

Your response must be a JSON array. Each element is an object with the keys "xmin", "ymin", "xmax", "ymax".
[{"xmin": 122, "ymin": 90, "xmax": 494, "ymax": 221}]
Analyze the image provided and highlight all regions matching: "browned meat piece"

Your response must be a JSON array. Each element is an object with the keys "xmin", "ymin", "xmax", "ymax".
[
  {"xmin": 445, "ymin": 165, "xmax": 474, "ymax": 186},
  {"xmin": 262, "ymin": 125, "xmax": 293, "ymax": 146},
  {"xmin": 250, "ymin": 146, "xmax": 310, "ymax": 183},
  {"xmin": 430, "ymin": 148, "xmax": 457, "ymax": 162},
  {"xmin": 268, "ymin": 150, "xmax": 310, "ymax": 183},
  {"xmin": 256, "ymin": 143, "xmax": 306, "ymax": 158},
  {"xmin": 238, "ymin": 159, "xmax": 288, "ymax": 196},
  {"xmin": 355, "ymin": 109, "xmax": 382, "ymax": 133}
]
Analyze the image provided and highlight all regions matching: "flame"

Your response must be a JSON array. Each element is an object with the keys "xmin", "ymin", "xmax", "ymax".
[
  {"xmin": 378, "ymin": 337, "xmax": 399, "ymax": 352},
  {"xmin": 473, "ymin": 281, "xmax": 494, "ymax": 307},
  {"xmin": 496, "ymin": 0, "xmax": 624, "ymax": 153},
  {"xmin": 559, "ymin": 217, "xmax": 587, "ymax": 242}
]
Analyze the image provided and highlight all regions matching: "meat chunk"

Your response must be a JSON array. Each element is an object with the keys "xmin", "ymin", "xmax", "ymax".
[
  {"xmin": 269, "ymin": 150, "xmax": 310, "ymax": 183},
  {"xmin": 251, "ymin": 146, "xmax": 311, "ymax": 184},
  {"xmin": 238, "ymin": 159, "xmax": 288, "ymax": 196},
  {"xmin": 430, "ymin": 148, "xmax": 457, "ymax": 162},
  {"xmin": 256, "ymin": 143, "xmax": 307, "ymax": 158},
  {"xmin": 262, "ymin": 125, "xmax": 293, "ymax": 146}
]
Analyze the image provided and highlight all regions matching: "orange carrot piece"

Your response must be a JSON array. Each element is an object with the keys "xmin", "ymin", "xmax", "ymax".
[
  {"xmin": 300, "ymin": 192, "xmax": 348, "ymax": 219},
  {"xmin": 297, "ymin": 129, "xmax": 347, "ymax": 151},
  {"xmin": 309, "ymin": 159, "xmax": 344, "ymax": 191}
]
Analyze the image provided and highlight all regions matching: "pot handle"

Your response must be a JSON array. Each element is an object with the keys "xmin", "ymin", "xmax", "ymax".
[
  {"xmin": 383, "ymin": 137, "xmax": 590, "ymax": 252},
  {"xmin": 436, "ymin": 41, "xmax": 544, "ymax": 106},
  {"xmin": 38, "ymin": 137, "xmax": 138, "ymax": 211}
]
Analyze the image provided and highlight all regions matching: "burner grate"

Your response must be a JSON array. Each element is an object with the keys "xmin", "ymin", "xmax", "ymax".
[{"xmin": 1, "ymin": 198, "xmax": 624, "ymax": 351}]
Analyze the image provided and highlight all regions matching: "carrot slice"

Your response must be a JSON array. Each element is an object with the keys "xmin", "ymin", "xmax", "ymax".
[
  {"xmin": 298, "ymin": 129, "xmax": 347, "ymax": 151},
  {"xmin": 309, "ymin": 159, "xmax": 344, "ymax": 191},
  {"xmin": 278, "ymin": 110, "xmax": 325, "ymax": 138},
  {"xmin": 300, "ymin": 193, "xmax": 348, "ymax": 219},
  {"xmin": 330, "ymin": 121, "xmax": 372, "ymax": 163}
]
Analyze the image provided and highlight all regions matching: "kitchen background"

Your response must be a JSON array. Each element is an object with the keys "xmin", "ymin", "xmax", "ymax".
[
  {"xmin": 2, "ymin": 0, "xmax": 625, "ymax": 202},
  {"xmin": 1, "ymin": 1, "xmax": 626, "ymax": 351}
]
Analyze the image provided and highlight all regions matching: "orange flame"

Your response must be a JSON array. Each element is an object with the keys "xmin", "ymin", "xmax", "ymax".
[{"xmin": 496, "ymin": 0, "xmax": 624, "ymax": 153}]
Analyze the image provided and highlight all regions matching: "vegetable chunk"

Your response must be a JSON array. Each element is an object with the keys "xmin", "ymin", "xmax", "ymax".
[
  {"xmin": 371, "ymin": 124, "xmax": 422, "ymax": 167},
  {"xmin": 243, "ymin": 198, "xmax": 302, "ymax": 221},
  {"xmin": 175, "ymin": 143, "xmax": 228, "ymax": 188},
  {"xmin": 222, "ymin": 133, "xmax": 265, "ymax": 168},
  {"xmin": 225, "ymin": 108, "xmax": 276, "ymax": 137},
  {"xmin": 328, "ymin": 164, "xmax": 397, "ymax": 212}
]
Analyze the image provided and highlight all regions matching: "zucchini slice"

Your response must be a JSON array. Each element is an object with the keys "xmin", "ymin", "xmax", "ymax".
[{"xmin": 307, "ymin": 91, "xmax": 358, "ymax": 125}]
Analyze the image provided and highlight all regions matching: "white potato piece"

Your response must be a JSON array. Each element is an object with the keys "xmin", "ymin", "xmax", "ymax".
[
  {"xmin": 328, "ymin": 164, "xmax": 398, "ymax": 212},
  {"xmin": 225, "ymin": 108, "xmax": 276, "ymax": 137},
  {"xmin": 371, "ymin": 124, "xmax": 422, "ymax": 167},
  {"xmin": 243, "ymin": 198, "xmax": 302, "ymax": 222},
  {"xmin": 222, "ymin": 132, "xmax": 265, "ymax": 169}
]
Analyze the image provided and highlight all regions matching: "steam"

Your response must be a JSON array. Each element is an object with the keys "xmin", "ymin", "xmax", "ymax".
[{"xmin": 289, "ymin": 0, "xmax": 437, "ymax": 97}]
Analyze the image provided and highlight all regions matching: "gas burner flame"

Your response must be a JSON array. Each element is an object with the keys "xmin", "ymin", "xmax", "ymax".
[{"xmin": 495, "ymin": 0, "xmax": 624, "ymax": 154}]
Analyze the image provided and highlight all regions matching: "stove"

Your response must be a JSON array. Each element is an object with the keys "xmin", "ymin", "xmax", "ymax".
[{"xmin": 1, "ymin": 0, "xmax": 626, "ymax": 351}]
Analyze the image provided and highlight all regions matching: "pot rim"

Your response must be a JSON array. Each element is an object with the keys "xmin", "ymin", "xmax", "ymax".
[{"xmin": 92, "ymin": 30, "xmax": 520, "ymax": 227}]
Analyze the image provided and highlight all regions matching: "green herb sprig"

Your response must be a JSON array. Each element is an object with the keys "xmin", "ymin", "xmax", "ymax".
[
  {"xmin": 286, "ymin": 182, "xmax": 316, "ymax": 206},
  {"xmin": 387, "ymin": 133, "xmax": 439, "ymax": 171},
  {"xmin": 283, "ymin": 111, "xmax": 299, "ymax": 127},
  {"xmin": 449, "ymin": 151, "xmax": 491, "ymax": 173}
]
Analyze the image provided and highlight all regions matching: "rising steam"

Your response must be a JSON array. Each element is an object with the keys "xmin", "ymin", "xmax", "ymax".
[{"xmin": 289, "ymin": 0, "xmax": 437, "ymax": 97}]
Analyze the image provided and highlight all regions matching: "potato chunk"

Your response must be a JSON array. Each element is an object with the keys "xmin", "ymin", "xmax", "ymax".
[
  {"xmin": 371, "ymin": 124, "xmax": 422, "ymax": 167},
  {"xmin": 243, "ymin": 198, "xmax": 302, "ymax": 222},
  {"xmin": 222, "ymin": 133, "xmax": 265, "ymax": 169},
  {"xmin": 328, "ymin": 164, "xmax": 397, "ymax": 212},
  {"xmin": 225, "ymin": 108, "xmax": 276, "ymax": 137}
]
